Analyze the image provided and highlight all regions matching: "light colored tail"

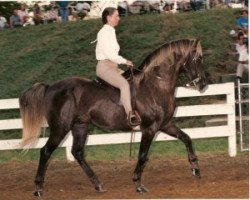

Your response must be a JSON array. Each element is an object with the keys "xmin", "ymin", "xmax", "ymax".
[{"xmin": 19, "ymin": 83, "xmax": 49, "ymax": 147}]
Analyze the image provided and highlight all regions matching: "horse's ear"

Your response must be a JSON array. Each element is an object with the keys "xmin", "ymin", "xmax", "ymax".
[{"xmin": 194, "ymin": 38, "xmax": 200, "ymax": 47}]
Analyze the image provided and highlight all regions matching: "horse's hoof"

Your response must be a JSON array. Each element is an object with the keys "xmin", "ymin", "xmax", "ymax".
[
  {"xmin": 95, "ymin": 185, "xmax": 106, "ymax": 193},
  {"xmin": 191, "ymin": 168, "xmax": 201, "ymax": 178},
  {"xmin": 34, "ymin": 190, "xmax": 43, "ymax": 197},
  {"xmin": 136, "ymin": 185, "xmax": 149, "ymax": 193}
]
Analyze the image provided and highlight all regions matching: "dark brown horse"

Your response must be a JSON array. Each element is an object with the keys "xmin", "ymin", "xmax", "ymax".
[{"xmin": 19, "ymin": 38, "xmax": 207, "ymax": 196}]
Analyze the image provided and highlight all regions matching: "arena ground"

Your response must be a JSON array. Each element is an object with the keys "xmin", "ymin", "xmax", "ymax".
[{"xmin": 0, "ymin": 153, "xmax": 248, "ymax": 200}]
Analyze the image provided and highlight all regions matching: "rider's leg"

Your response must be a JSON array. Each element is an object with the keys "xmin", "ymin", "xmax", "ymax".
[{"xmin": 96, "ymin": 60, "xmax": 141, "ymax": 125}]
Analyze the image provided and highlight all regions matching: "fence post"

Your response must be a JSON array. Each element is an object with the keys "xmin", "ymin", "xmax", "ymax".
[
  {"xmin": 227, "ymin": 82, "xmax": 237, "ymax": 157},
  {"xmin": 65, "ymin": 146, "xmax": 75, "ymax": 162}
]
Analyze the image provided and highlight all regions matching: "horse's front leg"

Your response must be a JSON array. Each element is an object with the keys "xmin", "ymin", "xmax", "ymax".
[
  {"xmin": 160, "ymin": 122, "xmax": 200, "ymax": 178},
  {"xmin": 133, "ymin": 126, "xmax": 157, "ymax": 193}
]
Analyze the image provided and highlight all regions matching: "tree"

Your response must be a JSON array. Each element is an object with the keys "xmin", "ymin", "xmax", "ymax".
[{"xmin": 0, "ymin": 2, "xmax": 21, "ymax": 22}]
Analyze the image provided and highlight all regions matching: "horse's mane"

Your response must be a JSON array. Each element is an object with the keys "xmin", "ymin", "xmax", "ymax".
[
  {"xmin": 122, "ymin": 38, "xmax": 203, "ymax": 84},
  {"xmin": 136, "ymin": 39, "xmax": 202, "ymax": 77}
]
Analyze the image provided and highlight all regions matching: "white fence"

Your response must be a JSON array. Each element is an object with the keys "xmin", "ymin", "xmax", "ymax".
[{"xmin": 0, "ymin": 83, "xmax": 236, "ymax": 161}]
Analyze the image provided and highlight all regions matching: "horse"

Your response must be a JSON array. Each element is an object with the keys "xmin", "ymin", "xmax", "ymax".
[{"xmin": 19, "ymin": 38, "xmax": 207, "ymax": 196}]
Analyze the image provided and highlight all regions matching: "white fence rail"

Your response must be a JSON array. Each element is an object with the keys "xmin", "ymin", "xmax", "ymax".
[{"xmin": 0, "ymin": 83, "xmax": 236, "ymax": 161}]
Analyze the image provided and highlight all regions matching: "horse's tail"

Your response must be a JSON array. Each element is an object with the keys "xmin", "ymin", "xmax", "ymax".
[{"xmin": 19, "ymin": 83, "xmax": 49, "ymax": 147}]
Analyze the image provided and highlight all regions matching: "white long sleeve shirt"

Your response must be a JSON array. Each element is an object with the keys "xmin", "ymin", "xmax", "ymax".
[{"xmin": 95, "ymin": 24, "xmax": 127, "ymax": 64}]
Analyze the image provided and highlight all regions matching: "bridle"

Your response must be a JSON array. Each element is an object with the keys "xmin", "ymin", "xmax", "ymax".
[{"xmin": 182, "ymin": 52, "xmax": 203, "ymax": 89}]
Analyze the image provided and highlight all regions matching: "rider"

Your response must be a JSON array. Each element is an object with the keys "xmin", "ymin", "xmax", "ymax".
[{"xmin": 95, "ymin": 7, "xmax": 141, "ymax": 126}]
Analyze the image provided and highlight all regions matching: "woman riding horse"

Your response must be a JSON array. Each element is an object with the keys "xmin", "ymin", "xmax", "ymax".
[
  {"xmin": 96, "ymin": 7, "xmax": 141, "ymax": 126},
  {"xmin": 19, "ymin": 38, "xmax": 207, "ymax": 196}
]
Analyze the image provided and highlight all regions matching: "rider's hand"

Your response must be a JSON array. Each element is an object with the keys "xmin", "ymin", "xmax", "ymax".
[{"xmin": 126, "ymin": 60, "xmax": 134, "ymax": 68}]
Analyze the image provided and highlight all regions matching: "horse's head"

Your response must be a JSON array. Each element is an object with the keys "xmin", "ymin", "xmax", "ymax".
[{"xmin": 181, "ymin": 39, "xmax": 207, "ymax": 91}]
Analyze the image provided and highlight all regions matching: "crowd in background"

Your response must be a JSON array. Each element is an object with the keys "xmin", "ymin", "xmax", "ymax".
[
  {"xmin": 0, "ymin": 1, "xmax": 91, "ymax": 30},
  {"xmin": 1, "ymin": 0, "xmax": 248, "ymax": 31}
]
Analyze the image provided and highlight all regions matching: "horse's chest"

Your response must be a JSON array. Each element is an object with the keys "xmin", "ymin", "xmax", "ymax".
[{"xmin": 164, "ymin": 96, "xmax": 176, "ymax": 117}]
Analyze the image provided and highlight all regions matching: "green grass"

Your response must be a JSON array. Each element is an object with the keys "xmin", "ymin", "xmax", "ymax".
[
  {"xmin": 0, "ymin": 8, "xmax": 241, "ymax": 99},
  {"xmin": 0, "ymin": 137, "xmax": 235, "ymax": 164}
]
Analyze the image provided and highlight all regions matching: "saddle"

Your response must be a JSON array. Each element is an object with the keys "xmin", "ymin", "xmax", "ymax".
[{"xmin": 93, "ymin": 68, "xmax": 141, "ymax": 110}]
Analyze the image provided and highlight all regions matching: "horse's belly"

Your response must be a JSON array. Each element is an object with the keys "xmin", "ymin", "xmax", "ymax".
[{"xmin": 89, "ymin": 103, "xmax": 131, "ymax": 131}]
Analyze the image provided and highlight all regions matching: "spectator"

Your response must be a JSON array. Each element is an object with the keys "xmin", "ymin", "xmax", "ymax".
[
  {"xmin": 75, "ymin": 1, "xmax": 91, "ymax": 20},
  {"xmin": 9, "ymin": 10, "xmax": 22, "ymax": 28},
  {"xmin": 190, "ymin": 0, "xmax": 202, "ymax": 11},
  {"xmin": 118, "ymin": 1, "xmax": 128, "ymax": 16},
  {"xmin": 0, "ymin": 13, "xmax": 9, "ymax": 30},
  {"xmin": 163, "ymin": 3, "xmax": 174, "ymax": 12},
  {"xmin": 33, "ymin": 3, "xmax": 44, "ymax": 25},
  {"xmin": 237, "ymin": 41, "xmax": 248, "ymax": 79},
  {"xmin": 58, "ymin": 1, "xmax": 69, "ymax": 22},
  {"xmin": 236, "ymin": 9, "xmax": 248, "ymax": 36},
  {"xmin": 17, "ymin": 4, "xmax": 30, "ymax": 25},
  {"xmin": 68, "ymin": 6, "xmax": 77, "ymax": 21},
  {"xmin": 178, "ymin": 0, "xmax": 190, "ymax": 11},
  {"xmin": 244, "ymin": 0, "xmax": 248, "ymax": 7},
  {"xmin": 236, "ymin": 32, "xmax": 247, "ymax": 54},
  {"xmin": 45, "ymin": 6, "xmax": 59, "ymax": 23}
]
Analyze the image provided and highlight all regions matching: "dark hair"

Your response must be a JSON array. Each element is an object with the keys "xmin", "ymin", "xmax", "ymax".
[
  {"xmin": 102, "ymin": 7, "xmax": 117, "ymax": 24},
  {"xmin": 241, "ymin": 9, "xmax": 248, "ymax": 15},
  {"xmin": 237, "ymin": 31, "xmax": 244, "ymax": 40}
]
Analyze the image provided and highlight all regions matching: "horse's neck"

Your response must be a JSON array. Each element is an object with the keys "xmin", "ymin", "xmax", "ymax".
[{"xmin": 133, "ymin": 70, "xmax": 179, "ymax": 95}]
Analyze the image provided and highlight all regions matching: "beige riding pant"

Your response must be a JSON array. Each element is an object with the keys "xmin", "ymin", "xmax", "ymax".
[
  {"xmin": 96, "ymin": 60, "xmax": 132, "ymax": 116},
  {"xmin": 237, "ymin": 63, "xmax": 249, "ymax": 78}
]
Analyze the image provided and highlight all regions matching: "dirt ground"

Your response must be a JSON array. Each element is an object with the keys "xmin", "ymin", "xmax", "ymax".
[{"xmin": 0, "ymin": 154, "xmax": 249, "ymax": 200}]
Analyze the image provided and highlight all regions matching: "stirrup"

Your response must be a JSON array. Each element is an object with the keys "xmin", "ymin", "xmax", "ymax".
[{"xmin": 128, "ymin": 111, "xmax": 141, "ymax": 127}]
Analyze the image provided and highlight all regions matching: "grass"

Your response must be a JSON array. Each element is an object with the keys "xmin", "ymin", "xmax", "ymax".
[
  {"xmin": 0, "ymin": 8, "xmax": 241, "ymax": 99},
  {"xmin": 0, "ymin": 137, "xmax": 236, "ymax": 164}
]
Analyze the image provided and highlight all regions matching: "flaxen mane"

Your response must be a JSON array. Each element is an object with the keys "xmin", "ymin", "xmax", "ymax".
[{"xmin": 137, "ymin": 39, "xmax": 203, "ymax": 76}]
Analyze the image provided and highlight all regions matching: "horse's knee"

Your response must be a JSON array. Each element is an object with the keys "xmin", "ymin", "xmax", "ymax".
[
  {"xmin": 40, "ymin": 145, "xmax": 54, "ymax": 159},
  {"xmin": 71, "ymin": 147, "xmax": 83, "ymax": 160}
]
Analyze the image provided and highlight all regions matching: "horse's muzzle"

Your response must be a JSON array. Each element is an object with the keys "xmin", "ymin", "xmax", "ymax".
[{"xmin": 185, "ymin": 76, "xmax": 207, "ymax": 91}]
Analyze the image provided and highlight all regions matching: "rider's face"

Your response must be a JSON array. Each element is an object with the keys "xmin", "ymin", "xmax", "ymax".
[{"xmin": 107, "ymin": 10, "xmax": 120, "ymax": 27}]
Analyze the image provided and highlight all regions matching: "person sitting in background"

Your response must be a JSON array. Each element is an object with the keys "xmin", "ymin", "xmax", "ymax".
[
  {"xmin": 46, "ymin": 6, "xmax": 59, "ymax": 23},
  {"xmin": 0, "ymin": 13, "xmax": 9, "ymax": 30},
  {"xmin": 190, "ymin": 0, "xmax": 202, "ymax": 11},
  {"xmin": 75, "ymin": 1, "xmax": 91, "ymax": 20},
  {"xmin": 17, "ymin": 4, "xmax": 30, "ymax": 26},
  {"xmin": 178, "ymin": 0, "xmax": 190, "ymax": 11},
  {"xmin": 163, "ymin": 3, "xmax": 173, "ymax": 13},
  {"xmin": 236, "ymin": 9, "xmax": 248, "ymax": 36},
  {"xmin": 33, "ymin": 3, "xmax": 44, "ymax": 25},
  {"xmin": 9, "ymin": 10, "xmax": 22, "ymax": 28}
]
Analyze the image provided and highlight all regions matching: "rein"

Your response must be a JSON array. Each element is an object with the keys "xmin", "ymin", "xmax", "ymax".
[{"xmin": 129, "ymin": 66, "xmax": 136, "ymax": 158}]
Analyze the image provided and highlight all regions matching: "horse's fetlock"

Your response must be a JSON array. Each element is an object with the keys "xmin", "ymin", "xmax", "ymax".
[
  {"xmin": 132, "ymin": 173, "xmax": 140, "ymax": 182},
  {"xmin": 189, "ymin": 156, "xmax": 198, "ymax": 163}
]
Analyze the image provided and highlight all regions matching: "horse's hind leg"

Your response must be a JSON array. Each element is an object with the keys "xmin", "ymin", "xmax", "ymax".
[
  {"xmin": 71, "ymin": 123, "xmax": 104, "ymax": 192},
  {"xmin": 160, "ymin": 122, "xmax": 200, "ymax": 178},
  {"xmin": 34, "ymin": 127, "xmax": 68, "ymax": 197}
]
